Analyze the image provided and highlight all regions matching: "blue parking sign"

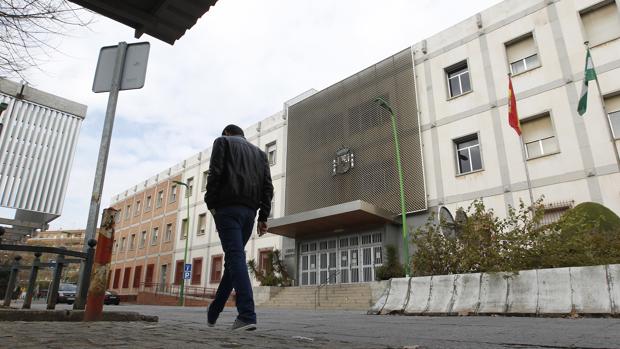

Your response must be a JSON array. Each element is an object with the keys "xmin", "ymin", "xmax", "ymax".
[
  {"xmin": 184, "ymin": 271, "xmax": 191, "ymax": 280},
  {"xmin": 184, "ymin": 263, "xmax": 192, "ymax": 272}
]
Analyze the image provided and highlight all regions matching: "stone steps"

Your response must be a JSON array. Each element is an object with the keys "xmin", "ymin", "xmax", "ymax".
[{"xmin": 259, "ymin": 284, "xmax": 373, "ymax": 310}]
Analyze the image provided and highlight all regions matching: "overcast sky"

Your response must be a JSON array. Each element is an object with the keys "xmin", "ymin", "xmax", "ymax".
[{"xmin": 19, "ymin": 0, "xmax": 502, "ymax": 230}]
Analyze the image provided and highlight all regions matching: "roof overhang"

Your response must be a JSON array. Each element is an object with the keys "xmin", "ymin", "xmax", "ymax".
[
  {"xmin": 69, "ymin": 0, "xmax": 218, "ymax": 45},
  {"xmin": 268, "ymin": 201, "xmax": 399, "ymax": 239}
]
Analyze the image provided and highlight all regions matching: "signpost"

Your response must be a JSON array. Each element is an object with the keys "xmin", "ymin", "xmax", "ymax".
[
  {"xmin": 74, "ymin": 42, "xmax": 150, "ymax": 310},
  {"xmin": 184, "ymin": 264, "xmax": 192, "ymax": 280}
]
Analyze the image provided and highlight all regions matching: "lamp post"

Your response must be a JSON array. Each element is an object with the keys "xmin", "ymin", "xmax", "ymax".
[
  {"xmin": 173, "ymin": 180, "xmax": 191, "ymax": 306},
  {"xmin": 375, "ymin": 97, "xmax": 410, "ymax": 277}
]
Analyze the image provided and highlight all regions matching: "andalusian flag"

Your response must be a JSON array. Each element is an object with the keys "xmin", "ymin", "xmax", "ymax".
[
  {"xmin": 578, "ymin": 48, "xmax": 598, "ymax": 116},
  {"xmin": 508, "ymin": 75, "xmax": 521, "ymax": 135}
]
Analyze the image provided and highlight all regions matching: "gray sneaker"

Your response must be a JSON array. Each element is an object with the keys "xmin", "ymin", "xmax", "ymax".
[{"xmin": 231, "ymin": 319, "xmax": 257, "ymax": 331}]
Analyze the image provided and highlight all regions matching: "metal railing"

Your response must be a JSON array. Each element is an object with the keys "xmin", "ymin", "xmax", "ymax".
[
  {"xmin": 138, "ymin": 282, "xmax": 220, "ymax": 300},
  {"xmin": 314, "ymin": 269, "xmax": 341, "ymax": 310},
  {"xmin": 0, "ymin": 228, "xmax": 96, "ymax": 310}
]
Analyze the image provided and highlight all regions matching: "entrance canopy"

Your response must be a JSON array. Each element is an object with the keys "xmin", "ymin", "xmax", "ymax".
[
  {"xmin": 268, "ymin": 200, "xmax": 399, "ymax": 240},
  {"xmin": 69, "ymin": 0, "xmax": 218, "ymax": 45}
]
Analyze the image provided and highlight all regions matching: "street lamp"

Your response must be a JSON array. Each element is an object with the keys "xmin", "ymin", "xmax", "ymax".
[
  {"xmin": 172, "ymin": 180, "xmax": 191, "ymax": 306},
  {"xmin": 375, "ymin": 97, "xmax": 410, "ymax": 277}
]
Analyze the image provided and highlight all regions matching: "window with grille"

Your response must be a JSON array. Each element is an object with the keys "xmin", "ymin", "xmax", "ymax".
[
  {"xmin": 580, "ymin": 1, "xmax": 620, "ymax": 47},
  {"xmin": 122, "ymin": 267, "xmax": 131, "ymax": 288},
  {"xmin": 133, "ymin": 265, "xmax": 142, "ymax": 288},
  {"xmin": 446, "ymin": 61, "xmax": 472, "ymax": 98},
  {"xmin": 197, "ymin": 213, "xmax": 206, "ymax": 236},
  {"xmin": 169, "ymin": 184, "xmax": 177, "ymax": 202},
  {"xmin": 454, "ymin": 134, "xmax": 483, "ymax": 174},
  {"xmin": 151, "ymin": 227, "xmax": 159, "ymax": 245},
  {"xmin": 521, "ymin": 114, "xmax": 559, "ymax": 159},
  {"xmin": 180, "ymin": 219, "xmax": 188, "ymax": 240},
  {"xmin": 134, "ymin": 201, "xmax": 141, "ymax": 216},
  {"xmin": 606, "ymin": 95, "xmax": 620, "ymax": 138},
  {"xmin": 165, "ymin": 223, "xmax": 173, "ymax": 242},
  {"xmin": 210, "ymin": 256, "xmax": 223, "ymax": 283},
  {"xmin": 201, "ymin": 171, "xmax": 208, "ymax": 191},
  {"xmin": 139, "ymin": 231, "xmax": 146, "ymax": 248},
  {"xmin": 506, "ymin": 34, "xmax": 540, "ymax": 75},
  {"xmin": 145, "ymin": 264, "xmax": 155, "ymax": 285},
  {"xmin": 265, "ymin": 142, "xmax": 277, "ymax": 166},
  {"xmin": 156, "ymin": 190, "xmax": 164, "ymax": 208},
  {"xmin": 145, "ymin": 195, "xmax": 152, "ymax": 211},
  {"xmin": 186, "ymin": 178, "xmax": 194, "ymax": 198},
  {"xmin": 174, "ymin": 260, "xmax": 183, "ymax": 285},
  {"xmin": 129, "ymin": 234, "xmax": 136, "ymax": 250},
  {"xmin": 191, "ymin": 258, "xmax": 203, "ymax": 285}
]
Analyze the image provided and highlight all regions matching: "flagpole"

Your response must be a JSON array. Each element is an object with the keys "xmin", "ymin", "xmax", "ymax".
[
  {"xmin": 584, "ymin": 41, "xmax": 620, "ymax": 171},
  {"xmin": 518, "ymin": 134, "xmax": 535, "ymax": 206}
]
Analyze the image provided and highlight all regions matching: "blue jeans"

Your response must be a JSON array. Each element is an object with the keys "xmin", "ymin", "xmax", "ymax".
[{"xmin": 208, "ymin": 205, "xmax": 257, "ymax": 324}]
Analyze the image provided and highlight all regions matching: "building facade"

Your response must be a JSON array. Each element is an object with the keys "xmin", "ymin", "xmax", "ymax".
[{"xmin": 109, "ymin": 0, "xmax": 620, "ymax": 296}]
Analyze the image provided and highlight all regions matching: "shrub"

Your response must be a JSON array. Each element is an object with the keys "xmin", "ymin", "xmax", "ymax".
[
  {"xmin": 374, "ymin": 245, "xmax": 405, "ymax": 280},
  {"xmin": 248, "ymin": 249, "xmax": 292, "ymax": 287}
]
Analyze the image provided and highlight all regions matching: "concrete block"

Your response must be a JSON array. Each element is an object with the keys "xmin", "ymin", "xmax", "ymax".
[
  {"xmin": 537, "ymin": 267, "xmax": 571, "ymax": 314},
  {"xmin": 607, "ymin": 264, "xmax": 620, "ymax": 314},
  {"xmin": 451, "ymin": 273, "xmax": 482, "ymax": 315},
  {"xmin": 426, "ymin": 274, "xmax": 457, "ymax": 314},
  {"xmin": 368, "ymin": 280, "xmax": 391, "ymax": 315},
  {"xmin": 506, "ymin": 270, "xmax": 538, "ymax": 314},
  {"xmin": 571, "ymin": 265, "xmax": 612, "ymax": 314},
  {"xmin": 253, "ymin": 286, "xmax": 283, "ymax": 306},
  {"xmin": 380, "ymin": 278, "xmax": 410, "ymax": 314},
  {"xmin": 404, "ymin": 276, "xmax": 432, "ymax": 314},
  {"xmin": 478, "ymin": 272, "xmax": 508, "ymax": 314}
]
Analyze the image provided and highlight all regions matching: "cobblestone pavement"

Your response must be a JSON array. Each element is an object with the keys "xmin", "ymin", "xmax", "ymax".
[{"xmin": 1, "ymin": 302, "xmax": 619, "ymax": 348}]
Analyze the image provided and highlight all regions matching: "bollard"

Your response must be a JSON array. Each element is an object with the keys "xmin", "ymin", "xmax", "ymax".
[
  {"xmin": 84, "ymin": 209, "xmax": 117, "ymax": 321},
  {"xmin": 22, "ymin": 252, "xmax": 42, "ymax": 309},
  {"xmin": 47, "ymin": 254, "xmax": 65, "ymax": 310},
  {"xmin": 73, "ymin": 239, "xmax": 97, "ymax": 310},
  {"xmin": 3, "ymin": 255, "xmax": 22, "ymax": 307}
]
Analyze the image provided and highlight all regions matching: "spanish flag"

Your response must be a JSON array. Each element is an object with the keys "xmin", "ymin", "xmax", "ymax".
[{"xmin": 508, "ymin": 75, "xmax": 521, "ymax": 136}]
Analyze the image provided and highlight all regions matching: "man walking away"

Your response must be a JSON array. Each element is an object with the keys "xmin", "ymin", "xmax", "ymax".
[{"xmin": 205, "ymin": 124, "xmax": 273, "ymax": 331}]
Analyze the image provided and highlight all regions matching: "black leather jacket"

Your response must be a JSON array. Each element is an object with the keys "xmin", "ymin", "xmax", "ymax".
[{"xmin": 205, "ymin": 135, "xmax": 274, "ymax": 221}]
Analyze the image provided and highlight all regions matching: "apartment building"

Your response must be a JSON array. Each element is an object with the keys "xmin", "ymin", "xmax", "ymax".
[{"xmin": 109, "ymin": 0, "xmax": 620, "ymax": 295}]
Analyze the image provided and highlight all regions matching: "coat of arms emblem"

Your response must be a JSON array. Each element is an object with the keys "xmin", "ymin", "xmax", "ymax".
[{"xmin": 332, "ymin": 147, "xmax": 354, "ymax": 176}]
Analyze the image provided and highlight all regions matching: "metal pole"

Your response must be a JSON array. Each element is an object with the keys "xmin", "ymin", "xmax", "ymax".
[
  {"xmin": 75, "ymin": 239, "xmax": 97, "ymax": 310},
  {"xmin": 75, "ymin": 42, "xmax": 128, "ymax": 310},
  {"xmin": 22, "ymin": 252, "xmax": 41, "ymax": 309},
  {"xmin": 376, "ymin": 98, "xmax": 410, "ymax": 277},
  {"xmin": 3, "ymin": 255, "xmax": 21, "ymax": 307},
  {"xmin": 177, "ymin": 181, "xmax": 190, "ymax": 306},
  {"xmin": 518, "ymin": 135, "xmax": 535, "ymax": 206},
  {"xmin": 85, "ymin": 209, "xmax": 117, "ymax": 321},
  {"xmin": 585, "ymin": 42, "xmax": 620, "ymax": 171}
]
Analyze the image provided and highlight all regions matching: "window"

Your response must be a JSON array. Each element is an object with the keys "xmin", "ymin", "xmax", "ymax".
[
  {"xmin": 541, "ymin": 201, "xmax": 574, "ymax": 226},
  {"xmin": 156, "ymin": 190, "xmax": 164, "ymax": 208},
  {"xmin": 112, "ymin": 268, "xmax": 121, "ymax": 289},
  {"xmin": 134, "ymin": 201, "xmax": 141, "ymax": 216},
  {"xmin": 129, "ymin": 234, "xmax": 136, "ymax": 250},
  {"xmin": 165, "ymin": 223, "xmax": 173, "ymax": 242},
  {"xmin": 210, "ymin": 255, "xmax": 223, "ymax": 283},
  {"xmin": 446, "ymin": 61, "xmax": 472, "ymax": 98},
  {"xmin": 580, "ymin": 1, "xmax": 620, "ymax": 47},
  {"xmin": 606, "ymin": 95, "xmax": 620, "ymax": 138},
  {"xmin": 120, "ymin": 237, "xmax": 127, "ymax": 251},
  {"xmin": 185, "ymin": 177, "xmax": 194, "ymax": 198},
  {"xmin": 506, "ymin": 34, "xmax": 540, "ymax": 75},
  {"xmin": 265, "ymin": 142, "xmax": 277, "ymax": 166},
  {"xmin": 454, "ymin": 134, "xmax": 482, "ymax": 174},
  {"xmin": 125, "ymin": 205, "xmax": 131, "ymax": 219},
  {"xmin": 145, "ymin": 195, "xmax": 152, "ymax": 211},
  {"xmin": 139, "ymin": 231, "xmax": 147, "ymax": 248},
  {"xmin": 133, "ymin": 265, "xmax": 142, "ymax": 288},
  {"xmin": 174, "ymin": 260, "xmax": 184, "ymax": 285},
  {"xmin": 201, "ymin": 171, "xmax": 209, "ymax": 191},
  {"xmin": 151, "ymin": 227, "xmax": 159, "ymax": 245},
  {"xmin": 122, "ymin": 267, "xmax": 131, "ymax": 288},
  {"xmin": 268, "ymin": 198, "xmax": 275, "ymax": 219},
  {"xmin": 197, "ymin": 213, "xmax": 206, "ymax": 236},
  {"xmin": 145, "ymin": 264, "xmax": 155, "ymax": 285},
  {"xmin": 180, "ymin": 219, "xmax": 188, "ymax": 240},
  {"xmin": 521, "ymin": 114, "xmax": 559, "ymax": 159},
  {"xmin": 191, "ymin": 258, "xmax": 203, "ymax": 285},
  {"xmin": 169, "ymin": 184, "xmax": 177, "ymax": 203},
  {"xmin": 113, "ymin": 239, "xmax": 118, "ymax": 253},
  {"xmin": 258, "ymin": 249, "xmax": 272, "ymax": 273}
]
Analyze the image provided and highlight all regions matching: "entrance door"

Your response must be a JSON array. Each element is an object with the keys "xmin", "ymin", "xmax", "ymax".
[{"xmin": 159, "ymin": 264, "xmax": 167, "ymax": 292}]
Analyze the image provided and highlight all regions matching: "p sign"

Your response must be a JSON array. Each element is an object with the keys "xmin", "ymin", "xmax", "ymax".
[{"xmin": 183, "ymin": 271, "xmax": 191, "ymax": 280}]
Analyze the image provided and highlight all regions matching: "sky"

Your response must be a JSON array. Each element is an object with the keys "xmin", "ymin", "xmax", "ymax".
[{"xmin": 16, "ymin": 0, "xmax": 502, "ymax": 230}]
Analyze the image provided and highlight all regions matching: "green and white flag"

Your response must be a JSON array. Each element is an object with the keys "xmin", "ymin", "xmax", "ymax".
[{"xmin": 578, "ymin": 48, "xmax": 598, "ymax": 116}]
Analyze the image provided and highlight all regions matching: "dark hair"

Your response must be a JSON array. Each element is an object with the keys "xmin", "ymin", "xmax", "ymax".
[{"xmin": 222, "ymin": 124, "xmax": 244, "ymax": 137}]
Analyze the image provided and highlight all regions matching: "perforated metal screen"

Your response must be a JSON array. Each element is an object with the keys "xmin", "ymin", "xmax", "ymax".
[{"xmin": 285, "ymin": 48, "xmax": 426, "ymax": 216}]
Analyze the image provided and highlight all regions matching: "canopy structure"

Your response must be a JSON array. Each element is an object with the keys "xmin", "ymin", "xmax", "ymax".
[{"xmin": 69, "ymin": 0, "xmax": 218, "ymax": 45}]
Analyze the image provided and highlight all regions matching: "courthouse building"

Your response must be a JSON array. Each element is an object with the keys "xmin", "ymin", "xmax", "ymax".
[{"xmin": 108, "ymin": 0, "xmax": 620, "ymax": 297}]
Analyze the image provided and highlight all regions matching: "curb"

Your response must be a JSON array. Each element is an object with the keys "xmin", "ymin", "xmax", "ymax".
[{"xmin": 0, "ymin": 309, "xmax": 158, "ymax": 322}]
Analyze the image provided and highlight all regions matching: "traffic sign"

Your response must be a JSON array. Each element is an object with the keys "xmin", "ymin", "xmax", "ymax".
[
  {"xmin": 93, "ymin": 42, "xmax": 150, "ymax": 93},
  {"xmin": 184, "ymin": 263, "xmax": 192, "ymax": 272},
  {"xmin": 183, "ymin": 271, "xmax": 191, "ymax": 280}
]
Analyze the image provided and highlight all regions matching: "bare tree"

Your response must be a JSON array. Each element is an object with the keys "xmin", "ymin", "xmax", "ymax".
[{"xmin": 0, "ymin": 0, "xmax": 92, "ymax": 80}]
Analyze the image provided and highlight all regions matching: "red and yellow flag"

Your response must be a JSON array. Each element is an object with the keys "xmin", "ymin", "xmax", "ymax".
[{"xmin": 508, "ymin": 76, "xmax": 521, "ymax": 136}]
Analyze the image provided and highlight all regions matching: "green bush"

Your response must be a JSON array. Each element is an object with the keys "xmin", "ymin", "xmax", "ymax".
[
  {"xmin": 374, "ymin": 245, "xmax": 405, "ymax": 280},
  {"xmin": 411, "ymin": 199, "xmax": 620, "ymax": 276},
  {"xmin": 248, "ymin": 249, "xmax": 292, "ymax": 287}
]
